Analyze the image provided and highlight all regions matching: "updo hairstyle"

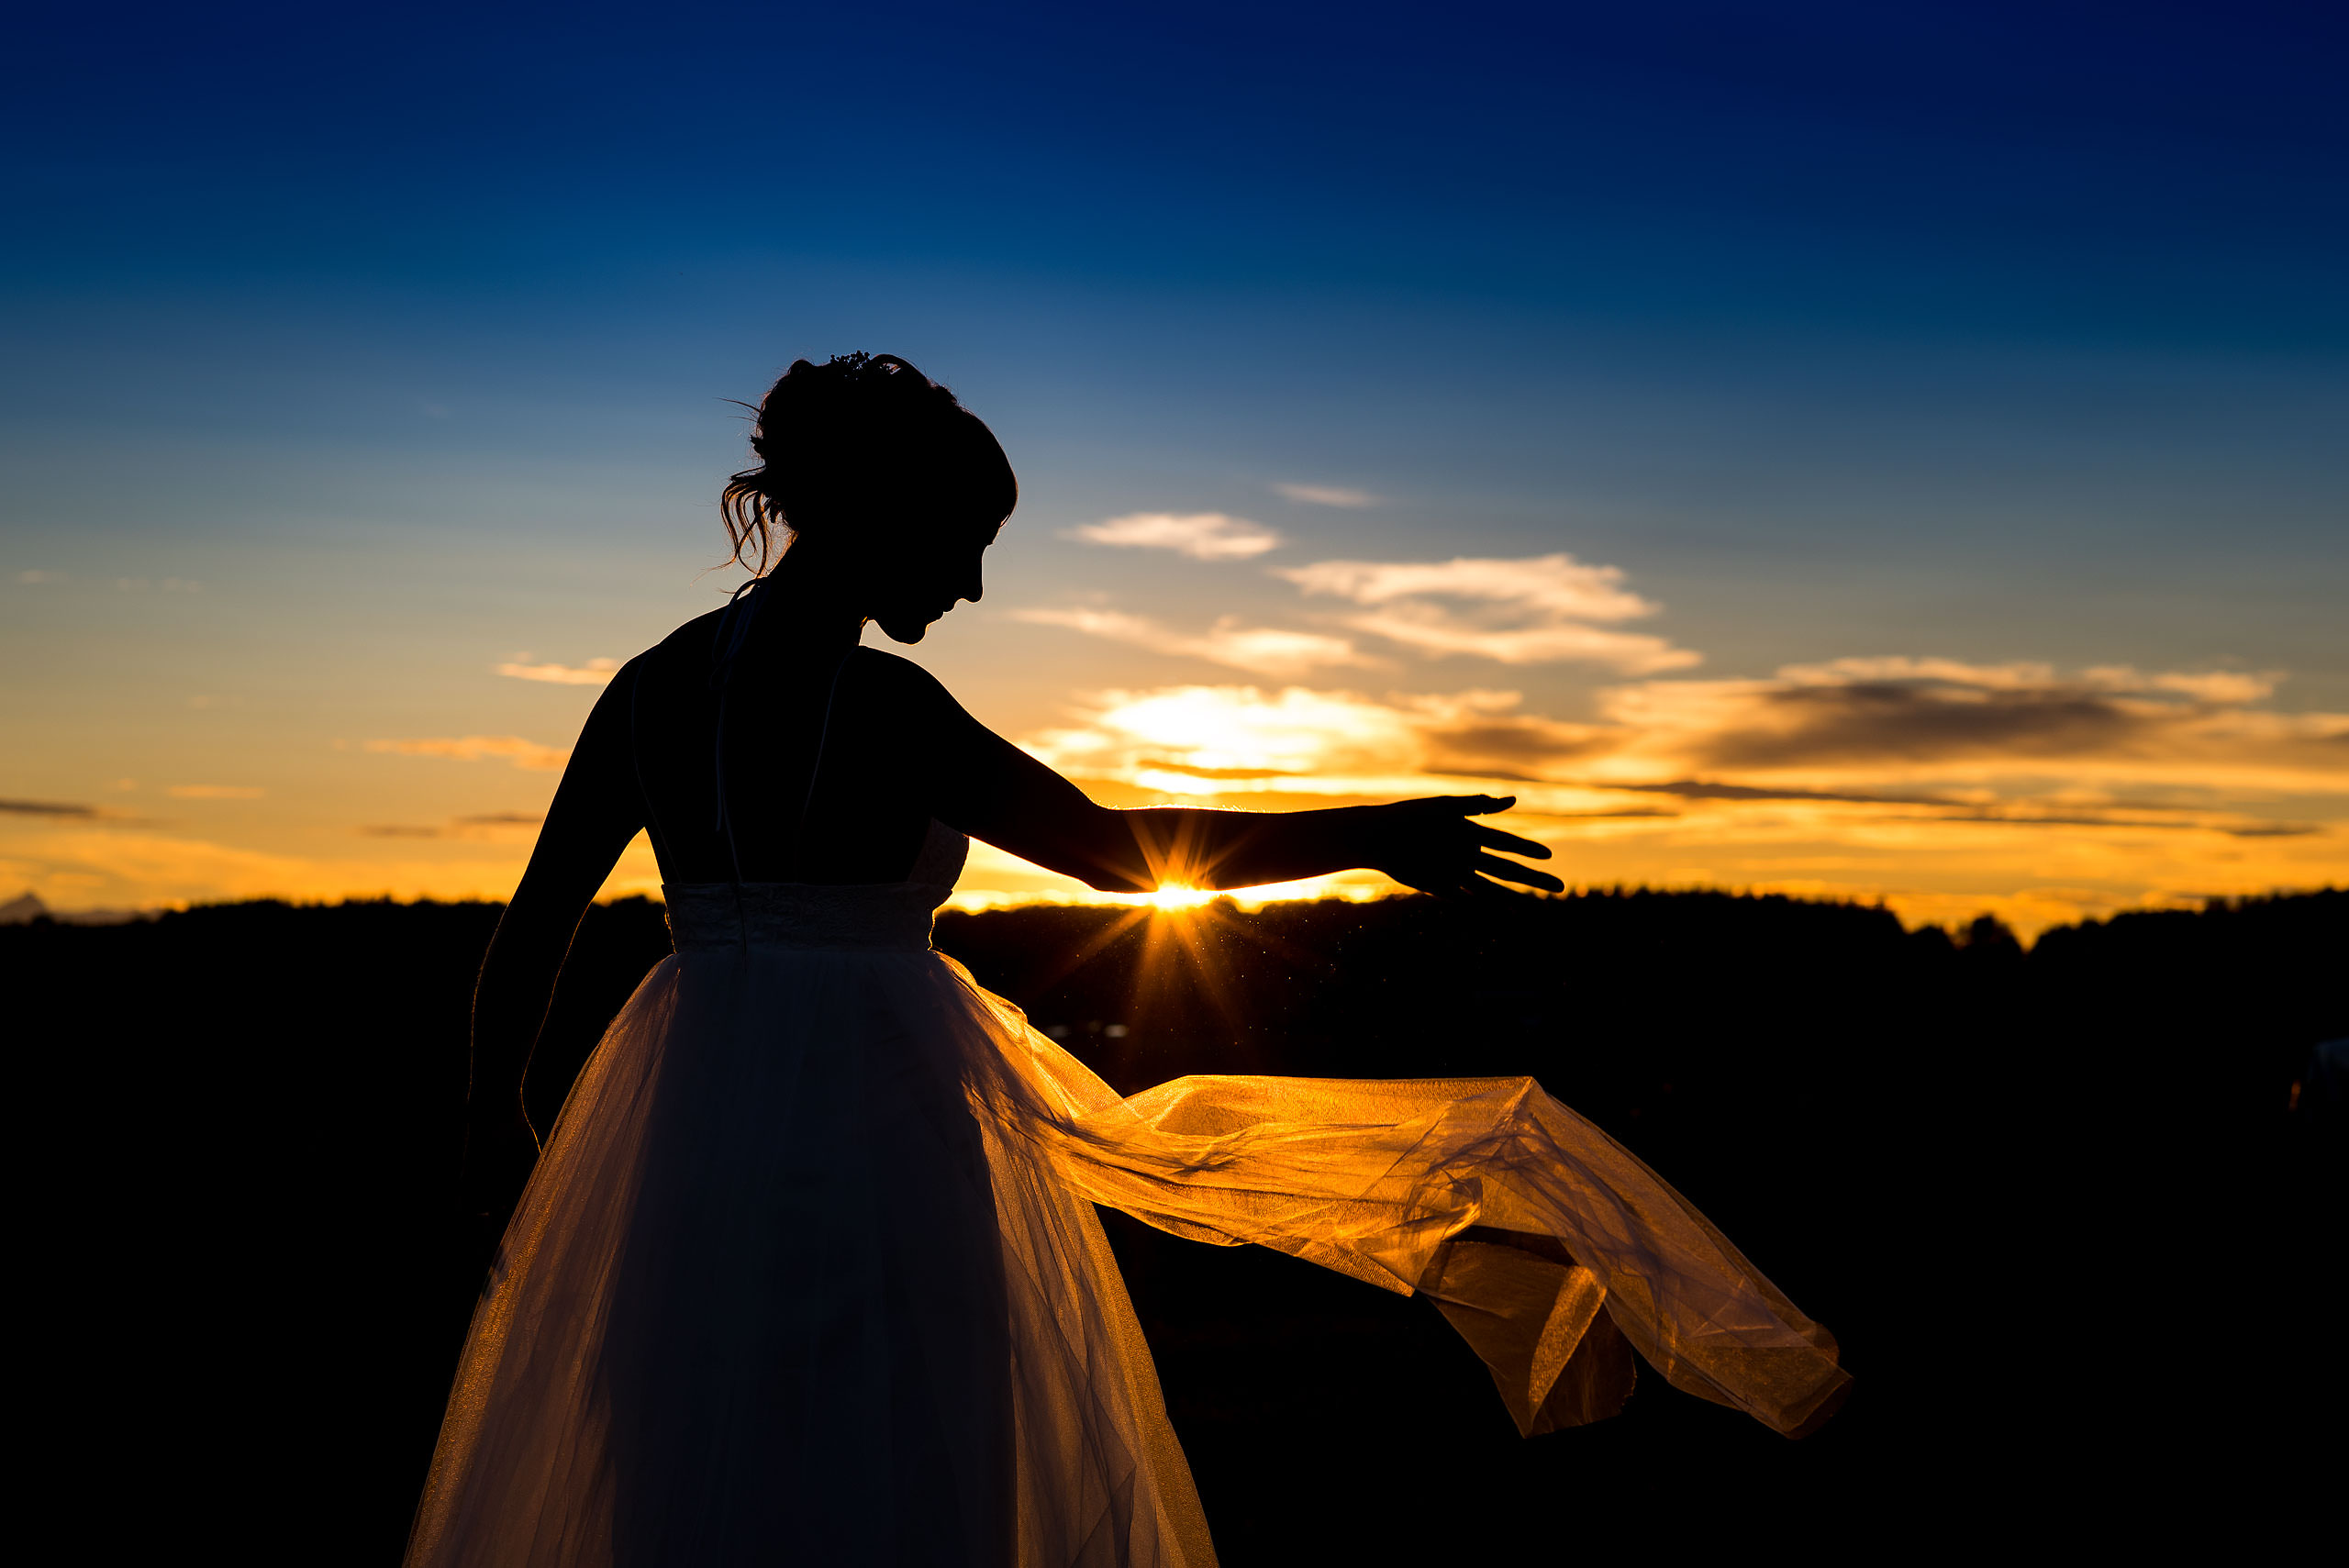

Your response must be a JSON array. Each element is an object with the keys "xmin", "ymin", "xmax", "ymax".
[{"xmin": 720, "ymin": 352, "xmax": 1017, "ymax": 576}]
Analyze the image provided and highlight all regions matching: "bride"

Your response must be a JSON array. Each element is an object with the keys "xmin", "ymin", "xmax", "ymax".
[{"xmin": 407, "ymin": 353, "xmax": 1848, "ymax": 1568}]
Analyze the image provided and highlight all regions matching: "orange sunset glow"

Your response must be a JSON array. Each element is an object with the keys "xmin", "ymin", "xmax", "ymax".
[{"xmin": 8, "ymin": 648, "xmax": 2343, "ymax": 938}]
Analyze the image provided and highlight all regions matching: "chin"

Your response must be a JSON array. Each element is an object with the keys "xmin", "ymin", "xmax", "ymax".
[{"xmin": 876, "ymin": 617, "xmax": 932, "ymax": 645}]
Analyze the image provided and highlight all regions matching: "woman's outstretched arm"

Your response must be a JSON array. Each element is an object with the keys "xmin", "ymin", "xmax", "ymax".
[
  {"xmin": 462, "ymin": 671, "xmax": 645, "ymax": 1226},
  {"xmin": 907, "ymin": 662, "xmax": 1563, "ymax": 896}
]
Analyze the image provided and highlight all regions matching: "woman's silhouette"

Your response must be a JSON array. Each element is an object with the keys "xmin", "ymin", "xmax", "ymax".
[{"xmin": 408, "ymin": 354, "xmax": 1847, "ymax": 1568}]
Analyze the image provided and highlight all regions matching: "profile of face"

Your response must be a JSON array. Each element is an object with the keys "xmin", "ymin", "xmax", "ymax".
[{"xmin": 862, "ymin": 515, "xmax": 1005, "ymax": 644}]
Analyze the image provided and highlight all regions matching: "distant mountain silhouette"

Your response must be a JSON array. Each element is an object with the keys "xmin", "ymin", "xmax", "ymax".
[{"xmin": 2, "ymin": 888, "xmax": 145, "ymax": 925}]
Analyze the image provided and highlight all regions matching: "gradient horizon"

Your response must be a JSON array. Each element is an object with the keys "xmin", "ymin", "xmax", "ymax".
[{"xmin": 4, "ymin": 2, "xmax": 2344, "ymax": 938}]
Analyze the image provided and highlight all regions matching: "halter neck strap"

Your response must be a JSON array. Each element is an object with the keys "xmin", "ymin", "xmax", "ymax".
[
  {"xmin": 706, "ymin": 572, "xmax": 858, "ymax": 912},
  {"xmin": 790, "ymin": 648, "xmax": 854, "ymax": 876}
]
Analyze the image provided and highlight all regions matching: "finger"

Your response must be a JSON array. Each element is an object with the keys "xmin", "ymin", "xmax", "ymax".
[
  {"xmin": 1475, "ymin": 852, "xmax": 1564, "ymax": 893},
  {"xmin": 1470, "ymin": 824, "xmax": 1552, "ymax": 858},
  {"xmin": 1409, "ymin": 794, "xmax": 1517, "ymax": 816}
]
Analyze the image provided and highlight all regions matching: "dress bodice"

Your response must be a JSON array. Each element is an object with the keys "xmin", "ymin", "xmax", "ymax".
[{"xmin": 664, "ymin": 818, "xmax": 968, "ymax": 952}]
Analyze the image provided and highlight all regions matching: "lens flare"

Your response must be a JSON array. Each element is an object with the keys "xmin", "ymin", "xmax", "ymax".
[{"xmin": 1144, "ymin": 884, "xmax": 1216, "ymax": 911}]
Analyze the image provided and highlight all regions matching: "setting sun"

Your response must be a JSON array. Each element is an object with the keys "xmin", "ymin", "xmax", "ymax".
[{"xmin": 1142, "ymin": 884, "xmax": 1218, "ymax": 912}]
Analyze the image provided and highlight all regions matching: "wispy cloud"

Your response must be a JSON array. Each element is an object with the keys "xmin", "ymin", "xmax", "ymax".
[
  {"xmin": 16, "ymin": 570, "xmax": 63, "ymax": 584},
  {"xmin": 1274, "ymin": 483, "xmax": 1379, "ymax": 507},
  {"xmin": 1011, "ymin": 607, "xmax": 1374, "ymax": 676},
  {"xmin": 1, "ymin": 798, "xmax": 98, "ymax": 817},
  {"xmin": 991, "ymin": 668, "xmax": 2347, "ymax": 935},
  {"xmin": 0, "ymin": 796, "xmax": 154, "ymax": 826},
  {"xmin": 1281, "ymin": 556, "xmax": 1656, "ymax": 621},
  {"xmin": 166, "ymin": 784, "xmax": 264, "ymax": 800},
  {"xmin": 498, "ymin": 657, "xmax": 621, "ymax": 686},
  {"xmin": 1025, "ymin": 684, "xmax": 1620, "ymax": 792},
  {"xmin": 1598, "ymin": 659, "xmax": 2347, "ymax": 787},
  {"xmin": 365, "ymin": 736, "xmax": 572, "ymax": 772},
  {"xmin": 0, "ymin": 824, "xmax": 659, "ymax": 913},
  {"xmin": 1066, "ymin": 512, "xmax": 1282, "ymax": 561},
  {"xmin": 1276, "ymin": 552, "xmax": 1700, "ymax": 673},
  {"xmin": 1026, "ymin": 685, "xmax": 1442, "ymax": 785},
  {"xmin": 2079, "ymin": 665, "xmax": 2279, "ymax": 705},
  {"xmin": 1016, "ymin": 661, "xmax": 2349, "ymax": 806},
  {"xmin": 356, "ymin": 811, "xmax": 544, "ymax": 840}
]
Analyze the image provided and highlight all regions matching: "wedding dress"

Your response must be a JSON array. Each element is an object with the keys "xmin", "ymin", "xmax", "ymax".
[{"xmin": 406, "ymin": 711, "xmax": 1848, "ymax": 1568}]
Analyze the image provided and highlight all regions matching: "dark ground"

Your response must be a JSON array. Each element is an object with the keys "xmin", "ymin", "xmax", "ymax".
[{"xmin": 14, "ymin": 887, "xmax": 2342, "ymax": 1561}]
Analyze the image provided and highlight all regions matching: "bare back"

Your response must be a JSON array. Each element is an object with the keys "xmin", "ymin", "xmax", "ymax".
[{"xmin": 621, "ymin": 607, "xmax": 952, "ymax": 886}]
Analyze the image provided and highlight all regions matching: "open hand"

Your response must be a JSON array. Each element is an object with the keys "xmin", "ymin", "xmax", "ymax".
[{"xmin": 1366, "ymin": 795, "xmax": 1563, "ymax": 896}]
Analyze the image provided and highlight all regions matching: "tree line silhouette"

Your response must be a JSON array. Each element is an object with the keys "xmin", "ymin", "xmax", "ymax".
[{"xmin": 13, "ymin": 886, "xmax": 2339, "ymax": 1560}]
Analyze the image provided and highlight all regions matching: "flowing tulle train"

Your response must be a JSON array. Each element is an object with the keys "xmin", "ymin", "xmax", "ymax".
[{"xmin": 407, "ymin": 850, "xmax": 1846, "ymax": 1568}]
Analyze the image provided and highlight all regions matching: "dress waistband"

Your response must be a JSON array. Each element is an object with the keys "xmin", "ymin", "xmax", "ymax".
[{"xmin": 662, "ymin": 881, "xmax": 950, "ymax": 953}]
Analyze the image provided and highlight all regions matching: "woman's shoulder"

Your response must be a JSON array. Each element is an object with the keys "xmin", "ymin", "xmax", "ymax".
[
  {"xmin": 658, "ymin": 608, "xmax": 732, "ymax": 654},
  {"xmin": 844, "ymin": 645, "xmax": 963, "ymax": 711},
  {"xmin": 847, "ymin": 643, "xmax": 937, "ymax": 684},
  {"xmin": 613, "ymin": 611, "xmax": 729, "ymax": 678}
]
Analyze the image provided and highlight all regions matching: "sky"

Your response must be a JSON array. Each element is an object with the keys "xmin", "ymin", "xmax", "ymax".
[{"xmin": 4, "ymin": 0, "xmax": 2344, "ymax": 936}]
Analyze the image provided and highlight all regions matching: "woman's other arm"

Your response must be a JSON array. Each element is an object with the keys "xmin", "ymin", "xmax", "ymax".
[
  {"xmin": 900, "ymin": 660, "xmax": 1563, "ymax": 895},
  {"xmin": 462, "ymin": 668, "xmax": 646, "ymax": 1225}
]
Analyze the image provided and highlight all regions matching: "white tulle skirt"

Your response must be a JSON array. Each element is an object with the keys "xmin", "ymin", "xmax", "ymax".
[{"xmin": 407, "ymin": 885, "xmax": 1847, "ymax": 1568}]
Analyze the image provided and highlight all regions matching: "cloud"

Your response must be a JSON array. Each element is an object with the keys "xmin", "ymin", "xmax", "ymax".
[
  {"xmin": 365, "ymin": 736, "xmax": 572, "ymax": 772},
  {"xmin": 1274, "ymin": 484, "xmax": 1379, "ymax": 507},
  {"xmin": 978, "ymin": 673, "xmax": 2349, "ymax": 938},
  {"xmin": 1343, "ymin": 614, "xmax": 1698, "ymax": 671},
  {"xmin": 1044, "ymin": 541, "xmax": 1695, "ymax": 673},
  {"xmin": 1011, "ymin": 662, "xmax": 2349, "ymax": 812},
  {"xmin": 1280, "ymin": 555, "xmax": 1658, "ymax": 623},
  {"xmin": 166, "ymin": 784, "xmax": 265, "ymax": 800},
  {"xmin": 1599, "ymin": 660, "xmax": 2349, "ymax": 787},
  {"xmin": 1066, "ymin": 512, "xmax": 1282, "ymax": 561},
  {"xmin": 498, "ymin": 657, "xmax": 621, "ymax": 686},
  {"xmin": 1394, "ymin": 689, "xmax": 1620, "ymax": 776},
  {"xmin": 0, "ymin": 797, "xmax": 155, "ymax": 827},
  {"xmin": 1026, "ymin": 685, "xmax": 1436, "ymax": 784},
  {"xmin": 1, "ymin": 798, "xmax": 97, "ymax": 817},
  {"xmin": 16, "ymin": 570, "xmax": 63, "ymax": 584},
  {"xmin": 1610, "ymin": 780, "xmax": 1959, "ymax": 807},
  {"xmin": 0, "ymin": 826, "xmax": 567, "ymax": 911},
  {"xmin": 356, "ymin": 812, "xmax": 544, "ymax": 840},
  {"xmin": 1277, "ymin": 553, "xmax": 1701, "ymax": 673},
  {"xmin": 1011, "ymin": 607, "xmax": 1375, "ymax": 676},
  {"xmin": 2080, "ymin": 665, "xmax": 2280, "ymax": 705},
  {"xmin": 1020, "ymin": 684, "xmax": 1606, "ymax": 793}
]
